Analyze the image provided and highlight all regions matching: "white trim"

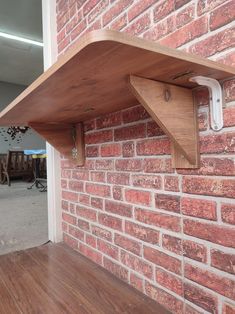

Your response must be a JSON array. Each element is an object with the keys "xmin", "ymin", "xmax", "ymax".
[{"xmin": 42, "ymin": 0, "xmax": 62, "ymax": 242}]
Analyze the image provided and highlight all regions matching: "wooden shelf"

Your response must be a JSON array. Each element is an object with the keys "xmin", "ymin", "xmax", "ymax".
[{"xmin": 0, "ymin": 30, "xmax": 234, "ymax": 167}]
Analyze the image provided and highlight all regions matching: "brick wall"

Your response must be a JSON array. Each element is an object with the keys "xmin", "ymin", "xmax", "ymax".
[{"xmin": 57, "ymin": 0, "xmax": 235, "ymax": 313}]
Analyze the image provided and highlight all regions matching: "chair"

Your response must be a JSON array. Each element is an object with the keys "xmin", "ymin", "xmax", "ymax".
[{"xmin": 0, "ymin": 150, "xmax": 34, "ymax": 186}]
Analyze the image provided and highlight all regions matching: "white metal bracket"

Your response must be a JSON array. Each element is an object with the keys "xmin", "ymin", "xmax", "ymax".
[{"xmin": 190, "ymin": 76, "xmax": 223, "ymax": 131}]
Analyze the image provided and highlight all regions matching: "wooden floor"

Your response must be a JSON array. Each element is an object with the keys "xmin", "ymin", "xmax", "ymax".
[{"xmin": 0, "ymin": 242, "xmax": 170, "ymax": 314}]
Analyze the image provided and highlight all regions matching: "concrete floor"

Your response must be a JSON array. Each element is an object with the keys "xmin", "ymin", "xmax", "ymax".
[{"xmin": 0, "ymin": 181, "xmax": 48, "ymax": 255}]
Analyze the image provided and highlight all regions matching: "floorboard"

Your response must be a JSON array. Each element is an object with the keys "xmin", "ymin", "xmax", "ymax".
[{"xmin": 0, "ymin": 243, "xmax": 170, "ymax": 314}]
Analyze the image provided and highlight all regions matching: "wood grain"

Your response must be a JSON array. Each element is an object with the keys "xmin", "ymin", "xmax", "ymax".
[
  {"xmin": 129, "ymin": 75, "xmax": 199, "ymax": 168},
  {"xmin": 0, "ymin": 243, "xmax": 170, "ymax": 314},
  {"xmin": 0, "ymin": 29, "xmax": 234, "ymax": 126}
]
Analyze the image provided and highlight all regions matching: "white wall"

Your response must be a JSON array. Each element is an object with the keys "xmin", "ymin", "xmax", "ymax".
[{"xmin": 0, "ymin": 81, "xmax": 45, "ymax": 153}]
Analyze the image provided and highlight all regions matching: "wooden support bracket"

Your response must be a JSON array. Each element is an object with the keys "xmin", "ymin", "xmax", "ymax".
[
  {"xmin": 129, "ymin": 75, "xmax": 199, "ymax": 169},
  {"xmin": 29, "ymin": 122, "xmax": 85, "ymax": 167}
]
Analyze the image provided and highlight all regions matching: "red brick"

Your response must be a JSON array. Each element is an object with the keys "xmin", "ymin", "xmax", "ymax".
[
  {"xmin": 63, "ymin": 233, "xmax": 78, "ymax": 250},
  {"xmin": 162, "ymin": 234, "xmax": 182, "ymax": 255},
  {"xmin": 181, "ymin": 197, "xmax": 217, "ymax": 220},
  {"xmin": 62, "ymin": 190, "xmax": 78, "ymax": 202},
  {"xmin": 85, "ymin": 234, "xmax": 96, "ymax": 248},
  {"xmin": 91, "ymin": 225, "xmax": 112, "ymax": 242},
  {"xmin": 72, "ymin": 170, "xmax": 89, "ymax": 180},
  {"xmin": 105, "ymin": 200, "xmax": 132, "ymax": 217},
  {"xmin": 175, "ymin": 4, "xmax": 195, "ymax": 28},
  {"xmin": 156, "ymin": 268, "xmax": 183, "ymax": 296},
  {"xmin": 101, "ymin": 143, "xmax": 121, "ymax": 157},
  {"xmin": 122, "ymin": 141, "xmax": 135, "ymax": 157},
  {"xmin": 175, "ymin": 0, "xmax": 191, "ymax": 9},
  {"xmin": 155, "ymin": 193, "xmax": 180, "ymax": 213},
  {"xmin": 160, "ymin": 16, "xmax": 208, "ymax": 48},
  {"xmin": 114, "ymin": 124, "xmax": 146, "ymax": 141},
  {"xmin": 69, "ymin": 203, "xmax": 75, "ymax": 214},
  {"xmin": 185, "ymin": 263, "xmax": 235, "ymax": 300},
  {"xmin": 95, "ymin": 160, "xmax": 113, "ymax": 170},
  {"xmin": 184, "ymin": 219, "xmax": 235, "ymax": 248},
  {"xmin": 183, "ymin": 240, "xmax": 207, "ymax": 263},
  {"xmin": 178, "ymin": 157, "xmax": 235, "ymax": 176},
  {"xmin": 62, "ymin": 222, "xmax": 68, "ymax": 232},
  {"xmin": 112, "ymin": 186, "xmax": 123, "ymax": 201},
  {"xmin": 153, "ymin": 0, "xmax": 174, "ymax": 21},
  {"xmin": 189, "ymin": 27, "xmax": 235, "ymax": 57},
  {"xmin": 185, "ymin": 304, "xmax": 203, "ymax": 314},
  {"xmin": 184, "ymin": 282, "xmax": 218, "ymax": 313},
  {"xmin": 194, "ymin": 87, "xmax": 209, "ymax": 106},
  {"xmin": 122, "ymin": 105, "xmax": 149, "ymax": 123},
  {"xmin": 217, "ymin": 51, "xmax": 235, "ymax": 67},
  {"xmin": 132, "ymin": 174, "xmax": 162, "ymax": 189},
  {"xmin": 120, "ymin": 250, "xmax": 153, "ymax": 279},
  {"xmin": 107, "ymin": 172, "xmax": 130, "ymax": 185},
  {"xmin": 110, "ymin": 13, "xmax": 127, "ymax": 30},
  {"xmin": 224, "ymin": 79, "xmax": 235, "ymax": 102},
  {"xmin": 146, "ymin": 121, "xmax": 165, "ymax": 137},
  {"xmin": 79, "ymin": 243, "xmax": 102, "ymax": 265},
  {"xmin": 145, "ymin": 282, "xmax": 183, "ymax": 314},
  {"xmin": 182, "ymin": 176, "xmax": 235, "ymax": 198},
  {"xmin": 116, "ymin": 159, "xmax": 142, "ymax": 172},
  {"xmin": 130, "ymin": 273, "xmax": 143, "ymax": 292},
  {"xmin": 61, "ymin": 179, "xmax": 67, "ymax": 189},
  {"xmin": 87, "ymin": 0, "xmax": 109, "ymax": 23},
  {"xmin": 164, "ymin": 176, "xmax": 179, "ymax": 192},
  {"xmin": 137, "ymin": 138, "xmax": 170, "ymax": 156},
  {"xmin": 224, "ymin": 106, "xmax": 235, "ymax": 127},
  {"xmin": 125, "ymin": 13, "xmax": 151, "ymax": 36},
  {"xmin": 210, "ymin": 1, "xmax": 235, "ymax": 30},
  {"xmin": 85, "ymin": 18, "xmax": 102, "ymax": 33},
  {"xmin": 200, "ymin": 132, "xmax": 235, "ymax": 154},
  {"xmin": 144, "ymin": 158, "xmax": 173, "ymax": 173},
  {"xmin": 70, "ymin": 20, "xmax": 87, "ymax": 41},
  {"xmin": 86, "ymin": 145, "xmax": 99, "ymax": 157},
  {"xmin": 223, "ymin": 303, "xmax": 235, "ymax": 314},
  {"xmin": 90, "ymin": 171, "xmax": 106, "ymax": 183},
  {"xmin": 144, "ymin": 15, "xmax": 175, "ymax": 41},
  {"xmin": 211, "ymin": 249, "xmax": 235, "ymax": 275},
  {"xmin": 62, "ymin": 212, "xmax": 76, "ymax": 225},
  {"xmin": 84, "ymin": 119, "xmax": 96, "ymax": 132},
  {"xmin": 198, "ymin": 111, "xmax": 208, "ymax": 131},
  {"xmin": 144, "ymin": 246, "xmax": 182, "ymax": 275},
  {"xmin": 221, "ymin": 203, "xmax": 235, "ymax": 225},
  {"xmin": 83, "ymin": 0, "xmax": 100, "ymax": 16},
  {"xmin": 125, "ymin": 189, "xmax": 151, "ymax": 206},
  {"xmin": 128, "ymin": 0, "xmax": 156, "ymax": 21},
  {"xmin": 125, "ymin": 221, "xmax": 159, "ymax": 244},
  {"xmin": 68, "ymin": 225, "xmax": 84, "ymax": 241},
  {"xmin": 79, "ymin": 194, "xmax": 90, "ymax": 206},
  {"xmin": 103, "ymin": 257, "xmax": 129, "ymax": 282},
  {"xmin": 62, "ymin": 200, "xmax": 69, "ymax": 211},
  {"xmin": 61, "ymin": 169, "xmax": 71, "ymax": 179},
  {"xmin": 68, "ymin": 180, "xmax": 84, "ymax": 192},
  {"xmin": 85, "ymin": 130, "xmax": 113, "ymax": 144},
  {"xmin": 76, "ymin": 205, "xmax": 97, "ymax": 222},
  {"xmin": 85, "ymin": 183, "xmax": 111, "ymax": 197},
  {"xmin": 114, "ymin": 234, "xmax": 141, "ymax": 256},
  {"xmin": 96, "ymin": 112, "xmax": 122, "ymax": 129},
  {"xmin": 103, "ymin": 0, "xmax": 133, "ymax": 25},
  {"xmin": 97, "ymin": 239, "xmax": 119, "ymax": 259},
  {"xmin": 90, "ymin": 197, "xmax": 103, "ymax": 209},
  {"xmin": 58, "ymin": 36, "xmax": 70, "ymax": 53},
  {"xmin": 98, "ymin": 213, "xmax": 123, "ymax": 231},
  {"xmin": 77, "ymin": 219, "xmax": 90, "ymax": 231},
  {"xmin": 135, "ymin": 208, "xmax": 181, "ymax": 232}
]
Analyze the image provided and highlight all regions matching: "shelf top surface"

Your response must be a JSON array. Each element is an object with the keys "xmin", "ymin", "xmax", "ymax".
[{"xmin": 0, "ymin": 29, "xmax": 234, "ymax": 126}]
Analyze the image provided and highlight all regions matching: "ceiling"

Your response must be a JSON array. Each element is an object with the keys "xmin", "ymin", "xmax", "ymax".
[{"xmin": 0, "ymin": 0, "xmax": 43, "ymax": 86}]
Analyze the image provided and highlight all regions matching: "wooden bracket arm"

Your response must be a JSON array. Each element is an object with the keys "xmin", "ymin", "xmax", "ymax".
[
  {"xmin": 29, "ymin": 122, "xmax": 85, "ymax": 167},
  {"xmin": 129, "ymin": 75, "xmax": 199, "ymax": 169}
]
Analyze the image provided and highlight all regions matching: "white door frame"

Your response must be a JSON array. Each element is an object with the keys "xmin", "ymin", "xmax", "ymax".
[{"xmin": 42, "ymin": 0, "xmax": 62, "ymax": 242}]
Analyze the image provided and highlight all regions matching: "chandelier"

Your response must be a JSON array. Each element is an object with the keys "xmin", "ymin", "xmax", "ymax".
[{"xmin": 7, "ymin": 126, "xmax": 29, "ymax": 140}]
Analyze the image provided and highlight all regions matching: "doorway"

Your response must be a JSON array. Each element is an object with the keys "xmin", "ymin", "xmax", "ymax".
[{"xmin": 0, "ymin": 0, "xmax": 48, "ymax": 254}]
